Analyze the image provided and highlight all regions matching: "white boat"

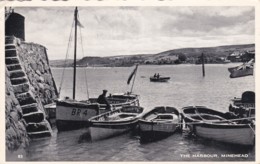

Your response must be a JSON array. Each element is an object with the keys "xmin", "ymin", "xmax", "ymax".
[
  {"xmin": 139, "ymin": 106, "xmax": 180, "ymax": 142},
  {"xmin": 88, "ymin": 106, "xmax": 144, "ymax": 141},
  {"xmin": 56, "ymin": 8, "xmax": 139, "ymax": 131},
  {"xmin": 181, "ymin": 106, "xmax": 255, "ymax": 146}
]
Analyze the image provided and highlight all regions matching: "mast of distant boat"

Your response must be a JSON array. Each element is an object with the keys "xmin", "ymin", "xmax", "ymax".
[{"xmin": 73, "ymin": 7, "xmax": 78, "ymax": 100}]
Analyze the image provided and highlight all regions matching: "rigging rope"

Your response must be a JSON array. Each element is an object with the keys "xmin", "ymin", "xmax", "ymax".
[
  {"xmin": 248, "ymin": 123, "xmax": 255, "ymax": 134},
  {"xmin": 58, "ymin": 19, "xmax": 75, "ymax": 98},
  {"xmin": 78, "ymin": 14, "xmax": 90, "ymax": 100}
]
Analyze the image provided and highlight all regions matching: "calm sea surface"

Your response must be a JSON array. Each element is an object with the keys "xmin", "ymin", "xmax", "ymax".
[{"xmin": 12, "ymin": 64, "xmax": 256, "ymax": 161}]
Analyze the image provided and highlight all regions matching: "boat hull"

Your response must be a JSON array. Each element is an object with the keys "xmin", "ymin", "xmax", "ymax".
[
  {"xmin": 56, "ymin": 120, "xmax": 89, "ymax": 131},
  {"xmin": 181, "ymin": 106, "xmax": 255, "ymax": 146},
  {"xmin": 56, "ymin": 94, "xmax": 140, "ymax": 131},
  {"xmin": 228, "ymin": 66, "xmax": 237, "ymax": 73},
  {"xmin": 195, "ymin": 123, "xmax": 255, "ymax": 146},
  {"xmin": 150, "ymin": 77, "xmax": 170, "ymax": 82},
  {"xmin": 139, "ymin": 106, "xmax": 180, "ymax": 142},
  {"xmin": 230, "ymin": 68, "xmax": 253, "ymax": 78},
  {"xmin": 89, "ymin": 106, "xmax": 144, "ymax": 141},
  {"xmin": 56, "ymin": 100, "xmax": 106, "ymax": 131},
  {"xmin": 89, "ymin": 121, "xmax": 138, "ymax": 141},
  {"xmin": 139, "ymin": 120, "xmax": 178, "ymax": 142}
]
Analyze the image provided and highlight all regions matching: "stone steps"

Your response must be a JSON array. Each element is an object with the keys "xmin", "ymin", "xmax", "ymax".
[
  {"xmin": 21, "ymin": 103, "xmax": 38, "ymax": 114},
  {"xmin": 5, "ymin": 43, "xmax": 16, "ymax": 46},
  {"xmin": 7, "ymin": 64, "xmax": 22, "ymax": 71},
  {"xmin": 5, "ymin": 49, "xmax": 17, "ymax": 57},
  {"xmin": 6, "ymin": 37, "xmax": 52, "ymax": 139},
  {"xmin": 6, "ymin": 57, "xmax": 20, "ymax": 65},
  {"xmin": 10, "ymin": 77, "xmax": 28, "ymax": 85},
  {"xmin": 12, "ymin": 83, "xmax": 30, "ymax": 95},
  {"xmin": 23, "ymin": 111, "xmax": 44, "ymax": 123},
  {"xmin": 16, "ymin": 91, "xmax": 36, "ymax": 105},
  {"xmin": 5, "ymin": 45, "xmax": 16, "ymax": 50},
  {"xmin": 28, "ymin": 131, "xmax": 52, "ymax": 139},
  {"xmin": 26, "ymin": 120, "xmax": 50, "ymax": 132},
  {"xmin": 5, "ymin": 36, "xmax": 16, "ymax": 44},
  {"xmin": 9, "ymin": 70, "xmax": 25, "ymax": 79}
]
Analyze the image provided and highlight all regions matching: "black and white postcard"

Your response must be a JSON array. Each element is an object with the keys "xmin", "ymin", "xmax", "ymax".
[{"xmin": 1, "ymin": 0, "xmax": 259, "ymax": 163}]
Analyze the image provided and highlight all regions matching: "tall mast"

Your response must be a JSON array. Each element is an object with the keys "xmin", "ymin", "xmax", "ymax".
[{"xmin": 73, "ymin": 7, "xmax": 78, "ymax": 100}]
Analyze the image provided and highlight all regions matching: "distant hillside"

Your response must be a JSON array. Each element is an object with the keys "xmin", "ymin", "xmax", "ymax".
[
  {"xmin": 50, "ymin": 44, "xmax": 255, "ymax": 67},
  {"xmin": 49, "ymin": 59, "xmax": 74, "ymax": 67},
  {"xmin": 153, "ymin": 44, "xmax": 254, "ymax": 58}
]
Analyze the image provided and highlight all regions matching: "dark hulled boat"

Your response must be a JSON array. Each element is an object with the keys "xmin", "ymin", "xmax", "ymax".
[
  {"xmin": 139, "ymin": 106, "xmax": 180, "ymax": 142},
  {"xmin": 150, "ymin": 76, "xmax": 170, "ymax": 82}
]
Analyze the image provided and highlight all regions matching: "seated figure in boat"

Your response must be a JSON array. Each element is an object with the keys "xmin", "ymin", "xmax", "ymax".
[
  {"xmin": 154, "ymin": 73, "xmax": 157, "ymax": 78},
  {"xmin": 157, "ymin": 73, "xmax": 160, "ymax": 79},
  {"xmin": 97, "ymin": 90, "xmax": 111, "ymax": 110}
]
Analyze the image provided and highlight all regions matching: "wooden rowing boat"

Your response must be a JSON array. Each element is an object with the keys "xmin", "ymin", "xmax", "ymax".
[
  {"xmin": 88, "ymin": 106, "xmax": 144, "ymax": 141},
  {"xmin": 181, "ymin": 106, "xmax": 255, "ymax": 146},
  {"xmin": 139, "ymin": 106, "xmax": 180, "ymax": 142}
]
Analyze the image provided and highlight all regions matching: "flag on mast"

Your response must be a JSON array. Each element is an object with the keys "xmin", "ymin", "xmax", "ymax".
[
  {"xmin": 127, "ymin": 64, "xmax": 138, "ymax": 85},
  {"xmin": 77, "ymin": 19, "xmax": 84, "ymax": 28}
]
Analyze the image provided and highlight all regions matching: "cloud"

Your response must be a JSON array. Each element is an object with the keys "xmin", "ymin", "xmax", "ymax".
[{"xmin": 12, "ymin": 6, "xmax": 254, "ymax": 59}]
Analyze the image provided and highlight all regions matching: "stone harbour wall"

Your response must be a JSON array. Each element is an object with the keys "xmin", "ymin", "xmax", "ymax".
[
  {"xmin": 5, "ymin": 68, "xmax": 29, "ymax": 151},
  {"xmin": 16, "ymin": 42, "xmax": 58, "ymax": 105},
  {"xmin": 5, "ymin": 36, "xmax": 58, "ymax": 152}
]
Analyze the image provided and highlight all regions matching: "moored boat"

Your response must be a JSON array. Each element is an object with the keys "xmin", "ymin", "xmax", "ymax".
[
  {"xmin": 181, "ymin": 106, "xmax": 255, "ymax": 146},
  {"xmin": 56, "ymin": 93, "xmax": 139, "ymax": 131},
  {"xmin": 229, "ymin": 66, "xmax": 253, "ymax": 78},
  {"xmin": 88, "ymin": 106, "xmax": 144, "ymax": 141},
  {"xmin": 55, "ymin": 8, "xmax": 140, "ymax": 131},
  {"xmin": 139, "ymin": 106, "xmax": 180, "ymax": 142},
  {"xmin": 228, "ymin": 59, "xmax": 254, "ymax": 78}
]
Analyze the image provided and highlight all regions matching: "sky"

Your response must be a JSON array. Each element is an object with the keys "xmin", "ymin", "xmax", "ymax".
[{"xmin": 13, "ymin": 6, "xmax": 255, "ymax": 60}]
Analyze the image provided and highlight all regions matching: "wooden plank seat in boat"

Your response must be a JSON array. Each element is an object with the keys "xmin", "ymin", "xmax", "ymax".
[
  {"xmin": 104, "ymin": 112, "xmax": 138, "ymax": 121},
  {"xmin": 147, "ymin": 113, "xmax": 178, "ymax": 122},
  {"xmin": 186, "ymin": 113, "xmax": 237, "ymax": 124},
  {"xmin": 151, "ymin": 119, "xmax": 176, "ymax": 123},
  {"xmin": 186, "ymin": 113, "xmax": 225, "ymax": 120}
]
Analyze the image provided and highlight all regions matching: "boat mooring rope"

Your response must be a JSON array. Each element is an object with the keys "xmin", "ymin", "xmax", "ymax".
[
  {"xmin": 58, "ymin": 19, "xmax": 75, "ymax": 98},
  {"xmin": 248, "ymin": 124, "xmax": 255, "ymax": 134}
]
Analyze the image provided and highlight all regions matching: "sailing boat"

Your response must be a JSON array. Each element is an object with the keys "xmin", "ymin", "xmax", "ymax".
[{"xmin": 56, "ymin": 7, "xmax": 139, "ymax": 131}]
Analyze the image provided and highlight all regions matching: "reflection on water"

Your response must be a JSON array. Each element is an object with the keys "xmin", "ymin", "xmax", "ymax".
[{"xmin": 14, "ymin": 64, "xmax": 256, "ymax": 161}]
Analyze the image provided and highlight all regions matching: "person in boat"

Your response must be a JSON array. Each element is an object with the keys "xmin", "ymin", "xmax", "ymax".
[
  {"xmin": 97, "ymin": 90, "xmax": 111, "ymax": 110},
  {"xmin": 154, "ymin": 73, "xmax": 157, "ymax": 78},
  {"xmin": 156, "ymin": 73, "xmax": 160, "ymax": 79}
]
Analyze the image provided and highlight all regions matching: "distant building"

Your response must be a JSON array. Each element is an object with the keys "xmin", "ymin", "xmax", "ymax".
[{"xmin": 227, "ymin": 51, "xmax": 242, "ymax": 62}]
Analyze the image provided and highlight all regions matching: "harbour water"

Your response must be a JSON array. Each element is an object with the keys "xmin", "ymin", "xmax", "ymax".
[{"xmin": 15, "ymin": 64, "xmax": 256, "ymax": 161}]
